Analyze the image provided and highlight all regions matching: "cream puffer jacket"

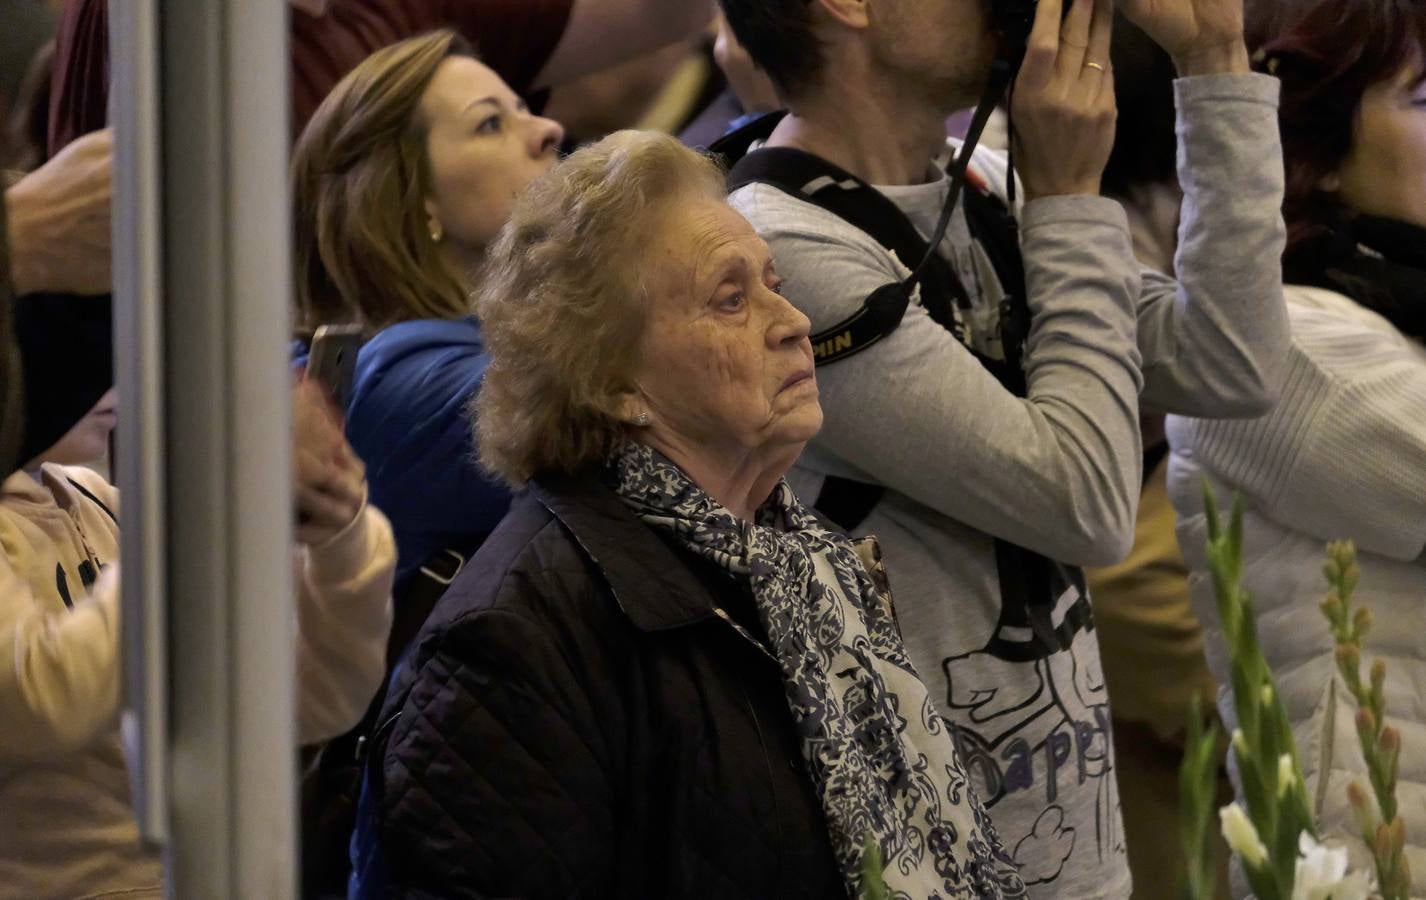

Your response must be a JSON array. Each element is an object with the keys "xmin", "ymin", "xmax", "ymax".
[
  {"xmin": 1168, "ymin": 285, "xmax": 1426, "ymax": 898},
  {"xmin": 0, "ymin": 464, "xmax": 396, "ymax": 899}
]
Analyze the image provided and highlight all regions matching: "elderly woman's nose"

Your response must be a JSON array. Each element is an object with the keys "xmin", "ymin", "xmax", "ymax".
[
  {"xmin": 769, "ymin": 292, "xmax": 812, "ymax": 345},
  {"xmin": 529, "ymin": 114, "xmax": 565, "ymax": 156}
]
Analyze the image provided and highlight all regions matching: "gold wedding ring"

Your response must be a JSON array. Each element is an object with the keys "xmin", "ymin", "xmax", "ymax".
[{"xmin": 1083, "ymin": 61, "xmax": 1107, "ymax": 73}]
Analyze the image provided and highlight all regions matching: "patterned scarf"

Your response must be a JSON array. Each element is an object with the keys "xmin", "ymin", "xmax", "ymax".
[{"xmin": 608, "ymin": 443, "xmax": 1026, "ymax": 899}]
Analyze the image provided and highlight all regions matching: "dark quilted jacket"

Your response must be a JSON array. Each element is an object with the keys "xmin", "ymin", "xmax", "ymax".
[{"xmin": 354, "ymin": 471, "xmax": 846, "ymax": 899}]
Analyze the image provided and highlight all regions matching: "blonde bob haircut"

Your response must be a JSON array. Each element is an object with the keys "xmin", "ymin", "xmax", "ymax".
[
  {"xmin": 475, "ymin": 130, "xmax": 726, "ymax": 488},
  {"xmin": 292, "ymin": 30, "xmax": 475, "ymax": 332}
]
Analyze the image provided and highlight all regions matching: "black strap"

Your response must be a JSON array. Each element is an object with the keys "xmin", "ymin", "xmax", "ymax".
[{"xmin": 66, "ymin": 476, "xmax": 119, "ymax": 525}]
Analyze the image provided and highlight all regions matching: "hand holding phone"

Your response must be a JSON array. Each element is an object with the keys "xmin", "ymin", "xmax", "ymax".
[
  {"xmin": 305, "ymin": 324, "xmax": 364, "ymax": 411},
  {"xmin": 292, "ymin": 379, "xmax": 366, "ymax": 546}
]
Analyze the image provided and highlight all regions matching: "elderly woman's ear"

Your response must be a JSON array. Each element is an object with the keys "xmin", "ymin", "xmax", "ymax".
[{"xmin": 612, "ymin": 390, "xmax": 647, "ymax": 428}]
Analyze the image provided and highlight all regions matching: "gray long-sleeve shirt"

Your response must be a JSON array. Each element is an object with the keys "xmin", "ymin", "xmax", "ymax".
[{"xmin": 727, "ymin": 73, "xmax": 1285, "ymax": 900}]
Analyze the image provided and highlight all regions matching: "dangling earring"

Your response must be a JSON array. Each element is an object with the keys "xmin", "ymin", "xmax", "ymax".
[
  {"xmin": 429, "ymin": 221, "xmax": 444, "ymax": 243},
  {"xmin": 634, "ymin": 412, "xmax": 650, "ymax": 427}
]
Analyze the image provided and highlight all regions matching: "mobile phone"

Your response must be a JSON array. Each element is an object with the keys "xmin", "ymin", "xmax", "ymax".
[{"xmin": 305, "ymin": 324, "xmax": 364, "ymax": 410}]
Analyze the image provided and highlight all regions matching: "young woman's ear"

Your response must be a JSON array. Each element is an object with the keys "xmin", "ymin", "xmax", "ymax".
[{"xmin": 424, "ymin": 198, "xmax": 444, "ymax": 243}]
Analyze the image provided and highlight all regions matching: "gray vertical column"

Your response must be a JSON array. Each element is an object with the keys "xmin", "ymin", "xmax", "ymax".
[{"xmin": 113, "ymin": 0, "xmax": 297, "ymax": 895}]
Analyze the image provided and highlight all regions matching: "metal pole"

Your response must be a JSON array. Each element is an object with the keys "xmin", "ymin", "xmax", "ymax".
[{"xmin": 114, "ymin": 0, "xmax": 297, "ymax": 894}]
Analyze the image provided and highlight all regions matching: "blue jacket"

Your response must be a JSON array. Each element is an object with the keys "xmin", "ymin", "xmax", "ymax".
[{"xmin": 343, "ymin": 317, "xmax": 510, "ymax": 588}]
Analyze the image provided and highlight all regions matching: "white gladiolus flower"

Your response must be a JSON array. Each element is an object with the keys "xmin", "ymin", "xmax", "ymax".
[
  {"xmin": 1220, "ymin": 803, "xmax": 1269, "ymax": 869},
  {"xmin": 1291, "ymin": 832, "xmax": 1373, "ymax": 900},
  {"xmin": 1277, "ymin": 754, "xmax": 1295, "ymax": 798}
]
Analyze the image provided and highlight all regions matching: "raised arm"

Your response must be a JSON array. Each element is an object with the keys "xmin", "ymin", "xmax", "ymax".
[
  {"xmin": 295, "ymin": 501, "xmax": 396, "ymax": 744},
  {"xmin": 1134, "ymin": 73, "xmax": 1289, "ymax": 417},
  {"xmin": 534, "ymin": 0, "xmax": 716, "ymax": 88},
  {"xmin": 292, "ymin": 380, "xmax": 396, "ymax": 743},
  {"xmin": 754, "ymin": 192, "xmax": 1144, "ymax": 566},
  {"xmin": 1123, "ymin": 0, "xmax": 1291, "ymax": 417}
]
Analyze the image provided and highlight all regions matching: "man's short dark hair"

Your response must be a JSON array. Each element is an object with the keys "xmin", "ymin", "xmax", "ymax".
[{"xmin": 717, "ymin": 0, "xmax": 824, "ymax": 101}]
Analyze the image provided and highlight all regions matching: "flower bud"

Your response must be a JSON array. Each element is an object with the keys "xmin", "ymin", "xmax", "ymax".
[
  {"xmin": 1321, "ymin": 592, "xmax": 1342, "ymax": 622},
  {"xmin": 1219, "ymin": 803, "xmax": 1268, "ymax": 869},
  {"xmin": 1380, "ymin": 725, "xmax": 1400, "ymax": 754},
  {"xmin": 1390, "ymin": 816, "xmax": 1405, "ymax": 857},
  {"xmin": 1232, "ymin": 729, "xmax": 1249, "ymax": 759},
  {"xmin": 1347, "ymin": 781, "xmax": 1375, "ymax": 836},
  {"xmin": 1276, "ymin": 754, "xmax": 1295, "ymax": 798},
  {"xmin": 1260, "ymin": 684, "xmax": 1274, "ymax": 709},
  {"xmin": 1370, "ymin": 659, "xmax": 1386, "ymax": 690},
  {"xmin": 1353, "ymin": 607, "xmax": 1372, "ymax": 638},
  {"xmin": 1356, "ymin": 707, "xmax": 1377, "ymax": 740},
  {"xmin": 1375, "ymin": 822, "xmax": 1393, "ymax": 860},
  {"xmin": 1323, "ymin": 559, "xmax": 1338, "ymax": 583},
  {"xmin": 1336, "ymin": 641, "xmax": 1360, "ymax": 674},
  {"xmin": 1380, "ymin": 726, "xmax": 1401, "ymax": 788}
]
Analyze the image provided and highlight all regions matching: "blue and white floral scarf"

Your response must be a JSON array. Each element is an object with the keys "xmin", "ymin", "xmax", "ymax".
[{"xmin": 609, "ymin": 443, "xmax": 1026, "ymax": 899}]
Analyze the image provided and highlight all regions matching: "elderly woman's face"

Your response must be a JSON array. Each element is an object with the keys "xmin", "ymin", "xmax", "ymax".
[
  {"xmin": 632, "ymin": 198, "xmax": 822, "ymax": 464},
  {"xmin": 419, "ymin": 57, "xmax": 565, "ymax": 260}
]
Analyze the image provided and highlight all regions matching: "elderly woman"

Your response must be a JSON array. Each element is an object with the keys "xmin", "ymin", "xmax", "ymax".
[
  {"xmin": 1168, "ymin": 0, "xmax": 1426, "ymax": 893},
  {"xmin": 351, "ymin": 131, "xmax": 1026, "ymax": 900}
]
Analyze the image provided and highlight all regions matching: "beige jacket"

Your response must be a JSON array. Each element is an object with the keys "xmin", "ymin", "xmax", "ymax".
[{"xmin": 0, "ymin": 464, "xmax": 396, "ymax": 900}]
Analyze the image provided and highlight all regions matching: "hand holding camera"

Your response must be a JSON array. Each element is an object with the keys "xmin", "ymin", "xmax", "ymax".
[
  {"xmin": 1010, "ymin": 0, "xmax": 1117, "ymax": 201},
  {"xmin": 1119, "ymin": 0, "xmax": 1249, "ymax": 75}
]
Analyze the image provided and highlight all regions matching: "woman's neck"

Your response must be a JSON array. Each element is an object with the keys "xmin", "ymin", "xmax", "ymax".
[{"xmin": 641, "ymin": 436, "xmax": 801, "ymax": 522}]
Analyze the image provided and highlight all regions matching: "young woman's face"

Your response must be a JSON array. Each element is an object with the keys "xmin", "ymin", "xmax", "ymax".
[
  {"xmin": 419, "ymin": 57, "xmax": 565, "ymax": 267},
  {"xmin": 37, "ymin": 389, "xmax": 118, "ymax": 467},
  {"xmin": 1334, "ymin": 63, "xmax": 1426, "ymax": 229}
]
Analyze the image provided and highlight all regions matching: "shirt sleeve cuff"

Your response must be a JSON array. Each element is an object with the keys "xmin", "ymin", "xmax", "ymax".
[
  {"xmin": 1021, "ymin": 195, "xmax": 1130, "ymax": 233},
  {"xmin": 307, "ymin": 490, "xmax": 374, "ymax": 582},
  {"xmin": 1175, "ymin": 72, "xmax": 1280, "ymax": 108}
]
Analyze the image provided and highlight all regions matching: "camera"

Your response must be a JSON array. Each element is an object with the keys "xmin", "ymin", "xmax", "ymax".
[{"xmin": 993, "ymin": 0, "xmax": 1040, "ymax": 46}]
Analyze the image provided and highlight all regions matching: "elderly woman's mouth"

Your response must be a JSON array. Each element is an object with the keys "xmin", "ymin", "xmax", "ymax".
[{"xmin": 780, "ymin": 370, "xmax": 815, "ymax": 392}]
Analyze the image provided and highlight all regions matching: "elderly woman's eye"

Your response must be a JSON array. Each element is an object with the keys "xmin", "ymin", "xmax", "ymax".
[{"xmin": 718, "ymin": 293, "xmax": 746, "ymax": 311}]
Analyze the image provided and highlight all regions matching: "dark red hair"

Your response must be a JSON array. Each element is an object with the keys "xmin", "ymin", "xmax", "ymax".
[{"xmin": 1248, "ymin": 0, "xmax": 1426, "ymax": 250}]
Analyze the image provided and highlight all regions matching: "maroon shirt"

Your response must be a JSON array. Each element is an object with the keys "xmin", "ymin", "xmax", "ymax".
[{"xmin": 48, "ymin": 0, "xmax": 574, "ymax": 156}]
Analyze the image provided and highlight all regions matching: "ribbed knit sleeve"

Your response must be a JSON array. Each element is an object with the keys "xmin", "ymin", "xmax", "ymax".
[
  {"xmin": 295, "ymin": 501, "xmax": 396, "ymax": 745},
  {"xmin": 1167, "ymin": 288, "xmax": 1426, "ymax": 561}
]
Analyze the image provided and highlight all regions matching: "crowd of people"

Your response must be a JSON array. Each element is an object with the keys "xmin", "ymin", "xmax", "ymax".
[{"xmin": 1, "ymin": 0, "xmax": 1422, "ymax": 897}]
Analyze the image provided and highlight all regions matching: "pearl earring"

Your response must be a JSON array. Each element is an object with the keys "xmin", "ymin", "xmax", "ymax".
[
  {"xmin": 429, "ymin": 222, "xmax": 443, "ymax": 243},
  {"xmin": 634, "ymin": 412, "xmax": 650, "ymax": 427}
]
